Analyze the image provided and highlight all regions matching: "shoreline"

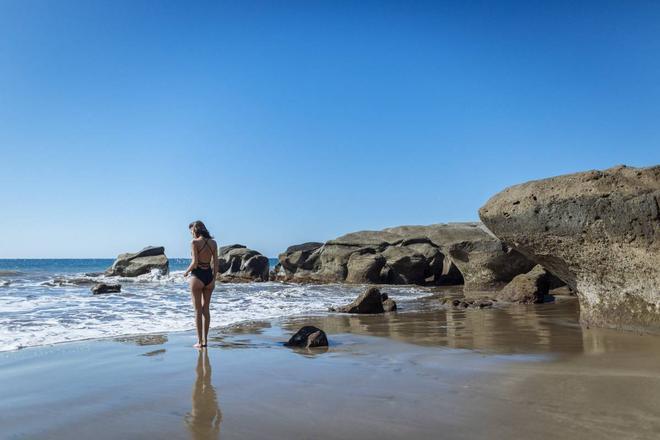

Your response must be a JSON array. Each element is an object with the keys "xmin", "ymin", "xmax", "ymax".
[{"xmin": 3, "ymin": 300, "xmax": 660, "ymax": 439}]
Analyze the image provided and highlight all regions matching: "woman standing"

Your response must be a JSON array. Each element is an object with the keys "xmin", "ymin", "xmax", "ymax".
[{"xmin": 184, "ymin": 220, "xmax": 218, "ymax": 348}]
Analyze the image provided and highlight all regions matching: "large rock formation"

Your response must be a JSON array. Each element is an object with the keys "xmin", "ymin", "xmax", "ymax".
[
  {"xmin": 480, "ymin": 165, "xmax": 660, "ymax": 332},
  {"xmin": 218, "ymin": 244, "xmax": 269, "ymax": 282},
  {"xmin": 277, "ymin": 223, "xmax": 534, "ymax": 290},
  {"xmin": 105, "ymin": 246, "xmax": 169, "ymax": 277}
]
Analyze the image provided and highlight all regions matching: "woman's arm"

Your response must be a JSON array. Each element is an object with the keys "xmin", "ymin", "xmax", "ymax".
[
  {"xmin": 184, "ymin": 241, "xmax": 198, "ymax": 276},
  {"xmin": 211, "ymin": 240, "xmax": 219, "ymax": 278}
]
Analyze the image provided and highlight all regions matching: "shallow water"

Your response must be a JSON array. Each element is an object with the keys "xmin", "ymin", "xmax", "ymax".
[{"xmin": 0, "ymin": 259, "xmax": 431, "ymax": 351}]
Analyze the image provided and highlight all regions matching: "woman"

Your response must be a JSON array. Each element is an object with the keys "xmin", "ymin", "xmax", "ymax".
[{"xmin": 184, "ymin": 220, "xmax": 218, "ymax": 348}]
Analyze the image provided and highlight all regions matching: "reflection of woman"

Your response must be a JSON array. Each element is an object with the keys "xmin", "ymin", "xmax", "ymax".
[{"xmin": 185, "ymin": 349, "xmax": 222, "ymax": 439}]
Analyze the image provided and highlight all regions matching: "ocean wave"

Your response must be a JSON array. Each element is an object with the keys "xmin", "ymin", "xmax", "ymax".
[{"xmin": 0, "ymin": 277, "xmax": 431, "ymax": 352}]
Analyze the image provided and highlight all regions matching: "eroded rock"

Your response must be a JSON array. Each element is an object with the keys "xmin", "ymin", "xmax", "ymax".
[
  {"xmin": 217, "ymin": 244, "xmax": 269, "ymax": 282},
  {"xmin": 277, "ymin": 223, "xmax": 533, "ymax": 289},
  {"xmin": 480, "ymin": 164, "xmax": 660, "ymax": 332}
]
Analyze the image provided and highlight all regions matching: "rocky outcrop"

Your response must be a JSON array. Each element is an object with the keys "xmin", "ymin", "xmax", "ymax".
[
  {"xmin": 91, "ymin": 283, "xmax": 121, "ymax": 294},
  {"xmin": 277, "ymin": 223, "xmax": 534, "ymax": 290},
  {"xmin": 284, "ymin": 326, "xmax": 328, "ymax": 348},
  {"xmin": 105, "ymin": 246, "xmax": 169, "ymax": 277},
  {"xmin": 497, "ymin": 265, "xmax": 550, "ymax": 304},
  {"xmin": 218, "ymin": 244, "xmax": 269, "ymax": 282},
  {"xmin": 480, "ymin": 164, "xmax": 660, "ymax": 332}
]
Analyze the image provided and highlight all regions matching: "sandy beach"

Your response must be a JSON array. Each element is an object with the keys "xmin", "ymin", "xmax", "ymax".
[{"xmin": 3, "ymin": 298, "xmax": 660, "ymax": 440}]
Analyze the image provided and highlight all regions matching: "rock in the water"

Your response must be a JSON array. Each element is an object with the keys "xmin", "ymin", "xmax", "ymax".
[
  {"xmin": 381, "ymin": 292, "xmax": 398, "ymax": 312},
  {"xmin": 277, "ymin": 223, "xmax": 534, "ymax": 289},
  {"xmin": 105, "ymin": 246, "xmax": 169, "ymax": 277},
  {"xmin": 442, "ymin": 296, "xmax": 495, "ymax": 309},
  {"xmin": 480, "ymin": 164, "xmax": 660, "ymax": 332},
  {"xmin": 550, "ymin": 285, "xmax": 575, "ymax": 296},
  {"xmin": 91, "ymin": 283, "xmax": 121, "ymax": 294},
  {"xmin": 330, "ymin": 287, "xmax": 386, "ymax": 314},
  {"xmin": 497, "ymin": 265, "xmax": 550, "ymax": 304},
  {"xmin": 284, "ymin": 326, "xmax": 328, "ymax": 348},
  {"xmin": 217, "ymin": 244, "xmax": 269, "ymax": 282}
]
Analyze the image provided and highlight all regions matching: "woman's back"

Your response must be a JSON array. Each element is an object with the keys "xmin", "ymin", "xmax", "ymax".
[{"xmin": 193, "ymin": 237, "xmax": 216, "ymax": 265}]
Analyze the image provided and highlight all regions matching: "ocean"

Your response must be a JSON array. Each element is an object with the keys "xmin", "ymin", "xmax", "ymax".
[{"xmin": 0, "ymin": 259, "xmax": 430, "ymax": 352}]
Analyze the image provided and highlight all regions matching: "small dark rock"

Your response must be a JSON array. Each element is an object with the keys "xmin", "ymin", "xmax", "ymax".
[
  {"xmin": 91, "ymin": 283, "xmax": 121, "ymax": 294},
  {"xmin": 445, "ymin": 296, "xmax": 494, "ymax": 309},
  {"xmin": 284, "ymin": 326, "xmax": 328, "ymax": 348}
]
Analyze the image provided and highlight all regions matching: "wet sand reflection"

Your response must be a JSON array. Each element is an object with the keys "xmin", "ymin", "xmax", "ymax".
[
  {"xmin": 185, "ymin": 349, "xmax": 222, "ymax": 440},
  {"xmin": 281, "ymin": 299, "xmax": 586, "ymax": 355}
]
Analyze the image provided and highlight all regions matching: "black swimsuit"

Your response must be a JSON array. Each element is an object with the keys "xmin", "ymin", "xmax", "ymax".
[{"xmin": 191, "ymin": 239, "xmax": 214, "ymax": 286}]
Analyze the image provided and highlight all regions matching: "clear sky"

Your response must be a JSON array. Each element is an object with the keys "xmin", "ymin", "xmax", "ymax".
[{"xmin": 1, "ymin": 0, "xmax": 658, "ymax": 258}]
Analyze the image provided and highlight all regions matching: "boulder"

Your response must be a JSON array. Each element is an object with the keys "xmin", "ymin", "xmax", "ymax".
[
  {"xmin": 278, "ymin": 242, "xmax": 323, "ymax": 275},
  {"xmin": 480, "ymin": 164, "xmax": 660, "ymax": 332},
  {"xmin": 497, "ymin": 265, "xmax": 550, "ymax": 304},
  {"xmin": 381, "ymin": 292, "xmax": 398, "ymax": 312},
  {"xmin": 217, "ymin": 244, "xmax": 269, "ymax": 282},
  {"xmin": 91, "ymin": 283, "xmax": 121, "ymax": 294},
  {"xmin": 105, "ymin": 246, "xmax": 169, "ymax": 277},
  {"xmin": 277, "ymin": 223, "xmax": 534, "ymax": 289},
  {"xmin": 284, "ymin": 326, "xmax": 328, "ymax": 348},
  {"xmin": 330, "ymin": 287, "xmax": 385, "ymax": 314}
]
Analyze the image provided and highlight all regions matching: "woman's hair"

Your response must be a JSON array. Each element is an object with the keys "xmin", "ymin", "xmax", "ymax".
[{"xmin": 189, "ymin": 220, "xmax": 213, "ymax": 239}]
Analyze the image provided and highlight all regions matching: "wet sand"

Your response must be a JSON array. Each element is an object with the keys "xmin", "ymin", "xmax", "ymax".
[{"xmin": 2, "ymin": 298, "xmax": 660, "ymax": 439}]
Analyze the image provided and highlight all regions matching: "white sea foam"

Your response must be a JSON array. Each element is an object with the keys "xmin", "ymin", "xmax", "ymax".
[{"xmin": 0, "ymin": 272, "xmax": 431, "ymax": 352}]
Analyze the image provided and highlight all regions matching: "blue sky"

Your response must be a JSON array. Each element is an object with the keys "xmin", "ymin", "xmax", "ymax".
[{"xmin": 0, "ymin": 0, "xmax": 658, "ymax": 258}]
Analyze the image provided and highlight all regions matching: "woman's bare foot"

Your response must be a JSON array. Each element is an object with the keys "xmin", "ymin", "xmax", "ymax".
[{"xmin": 193, "ymin": 342, "xmax": 203, "ymax": 349}]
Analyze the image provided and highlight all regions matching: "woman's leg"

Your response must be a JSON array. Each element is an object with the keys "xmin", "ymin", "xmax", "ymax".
[
  {"xmin": 201, "ymin": 282, "xmax": 215, "ymax": 346},
  {"xmin": 190, "ymin": 277, "xmax": 205, "ymax": 347}
]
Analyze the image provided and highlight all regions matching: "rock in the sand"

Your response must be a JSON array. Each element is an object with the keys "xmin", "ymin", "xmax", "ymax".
[
  {"xmin": 480, "ymin": 164, "xmax": 660, "ymax": 332},
  {"xmin": 105, "ymin": 246, "xmax": 169, "ymax": 277},
  {"xmin": 284, "ymin": 326, "xmax": 328, "ymax": 348},
  {"xmin": 277, "ymin": 223, "xmax": 534, "ymax": 289},
  {"xmin": 497, "ymin": 265, "xmax": 550, "ymax": 304},
  {"xmin": 330, "ymin": 287, "xmax": 386, "ymax": 314},
  {"xmin": 217, "ymin": 244, "xmax": 269, "ymax": 282},
  {"xmin": 91, "ymin": 283, "xmax": 121, "ymax": 294}
]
